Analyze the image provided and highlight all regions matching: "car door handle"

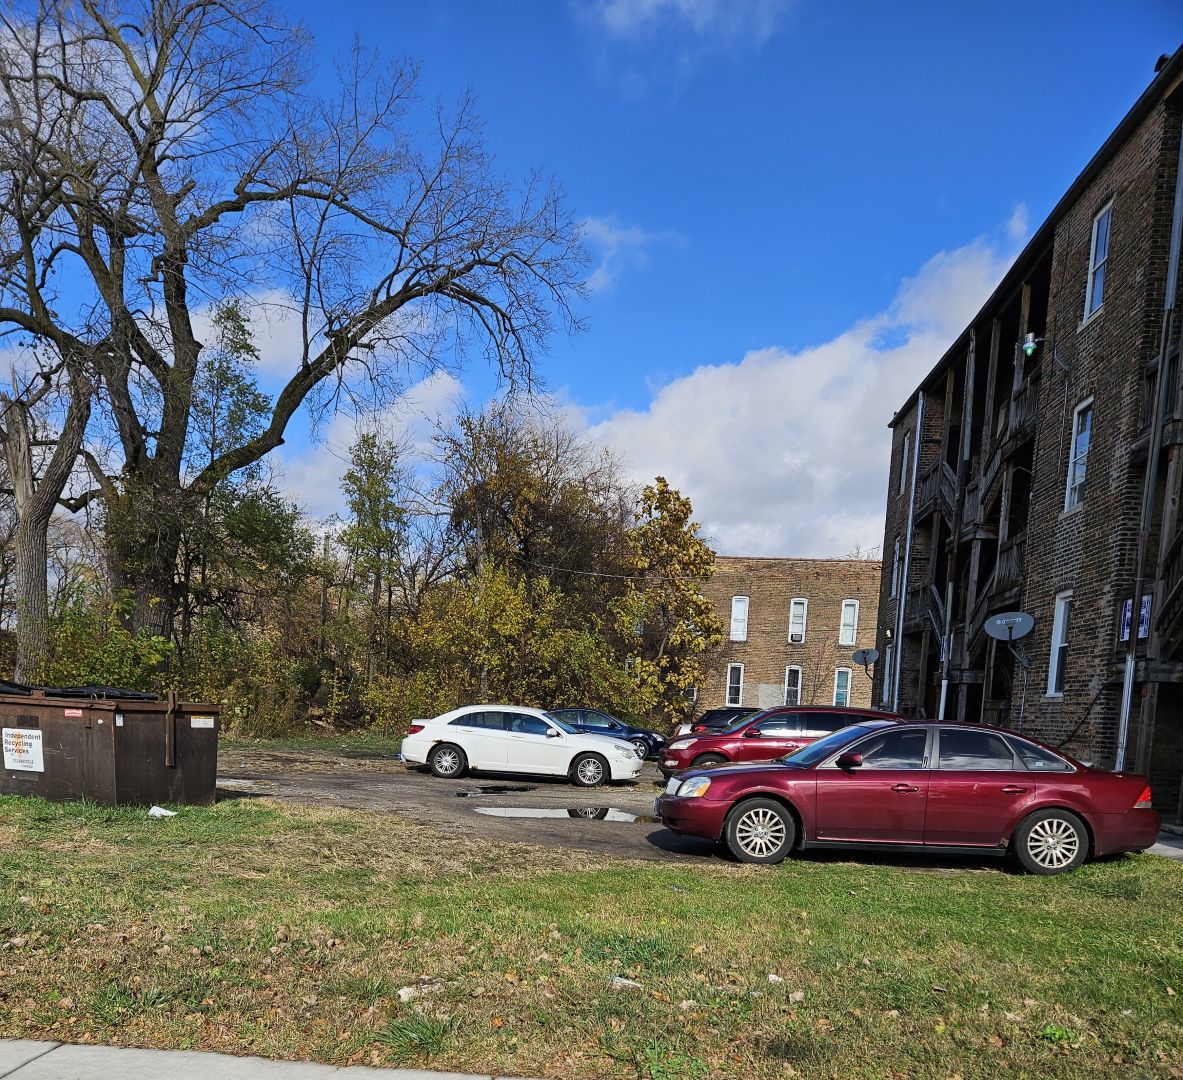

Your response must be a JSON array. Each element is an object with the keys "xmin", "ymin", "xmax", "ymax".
[
  {"xmin": 1000, "ymin": 785, "xmax": 1030, "ymax": 795},
  {"xmin": 891, "ymin": 783, "xmax": 920, "ymax": 793}
]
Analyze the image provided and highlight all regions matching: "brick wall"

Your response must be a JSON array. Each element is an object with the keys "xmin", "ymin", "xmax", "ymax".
[{"xmin": 699, "ymin": 557, "xmax": 881, "ymax": 711}]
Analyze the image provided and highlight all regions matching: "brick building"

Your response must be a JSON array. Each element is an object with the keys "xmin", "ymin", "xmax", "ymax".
[
  {"xmin": 699, "ymin": 556, "xmax": 881, "ymax": 712},
  {"xmin": 873, "ymin": 47, "xmax": 1183, "ymax": 817}
]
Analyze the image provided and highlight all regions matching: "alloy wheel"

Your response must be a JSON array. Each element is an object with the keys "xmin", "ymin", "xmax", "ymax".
[
  {"xmin": 734, "ymin": 806, "xmax": 787, "ymax": 859},
  {"xmin": 577, "ymin": 757, "xmax": 604, "ymax": 784},
  {"xmin": 1026, "ymin": 816, "xmax": 1081, "ymax": 870},
  {"xmin": 433, "ymin": 748, "xmax": 461, "ymax": 776}
]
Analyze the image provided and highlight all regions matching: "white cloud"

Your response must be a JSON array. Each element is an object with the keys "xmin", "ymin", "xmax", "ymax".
[
  {"xmin": 277, "ymin": 371, "xmax": 465, "ymax": 522},
  {"xmin": 584, "ymin": 213, "xmax": 1029, "ymax": 558},
  {"xmin": 581, "ymin": 215, "xmax": 682, "ymax": 292},
  {"xmin": 589, "ymin": 0, "xmax": 790, "ymax": 45}
]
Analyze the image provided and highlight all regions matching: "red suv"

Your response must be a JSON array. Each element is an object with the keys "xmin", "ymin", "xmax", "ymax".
[{"xmin": 659, "ymin": 705, "xmax": 902, "ymax": 777}]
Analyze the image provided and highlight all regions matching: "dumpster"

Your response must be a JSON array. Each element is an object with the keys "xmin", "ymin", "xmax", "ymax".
[{"xmin": 0, "ymin": 687, "xmax": 220, "ymax": 805}]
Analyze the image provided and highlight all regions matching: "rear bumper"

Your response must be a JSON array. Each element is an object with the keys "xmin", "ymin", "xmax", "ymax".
[
  {"xmin": 657, "ymin": 794, "xmax": 728, "ymax": 840},
  {"xmin": 1090, "ymin": 808, "xmax": 1161, "ymax": 856},
  {"xmin": 400, "ymin": 735, "xmax": 430, "ymax": 766}
]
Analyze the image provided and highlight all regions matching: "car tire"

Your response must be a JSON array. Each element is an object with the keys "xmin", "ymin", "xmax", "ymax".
[
  {"xmin": 570, "ymin": 752, "xmax": 609, "ymax": 788},
  {"xmin": 1012, "ymin": 808, "xmax": 1088, "ymax": 874},
  {"xmin": 630, "ymin": 737, "xmax": 650, "ymax": 759},
  {"xmin": 691, "ymin": 753, "xmax": 727, "ymax": 768},
  {"xmin": 724, "ymin": 797, "xmax": 796, "ymax": 864},
  {"xmin": 428, "ymin": 743, "xmax": 467, "ymax": 779}
]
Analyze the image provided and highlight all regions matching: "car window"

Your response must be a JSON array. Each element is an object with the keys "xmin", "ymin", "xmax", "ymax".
[
  {"xmin": 508, "ymin": 713, "xmax": 551, "ymax": 736},
  {"xmin": 784, "ymin": 722, "xmax": 887, "ymax": 767},
  {"xmin": 937, "ymin": 728, "xmax": 1019, "ymax": 771},
  {"xmin": 1006, "ymin": 735, "xmax": 1074, "ymax": 772},
  {"xmin": 850, "ymin": 728, "xmax": 928, "ymax": 769},
  {"xmin": 801, "ymin": 712, "xmax": 850, "ymax": 736},
  {"xmin": 542, "ymin": 712, "xmax": 579, "ymax": 734},
  {"xmin": 753, "ymin": 715, "xmax": 801, "ymax": 736},
  {"xmin": 450, "ymin": 711, "xmax": 508, "ymax": 730}
]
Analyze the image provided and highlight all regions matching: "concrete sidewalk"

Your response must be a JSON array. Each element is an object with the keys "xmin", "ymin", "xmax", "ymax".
[
  {"xmin": 1149, "ymin": 830, "xmax": 1183, "ymax": 860},
  {"xmin": 0, "ymin": 1042, "xmax": 542, "ymax": 1080}
]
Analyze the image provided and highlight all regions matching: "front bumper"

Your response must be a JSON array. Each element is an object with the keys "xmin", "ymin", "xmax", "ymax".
[
  {"xmin": 656, "ymin": 793, "xmax": 729, "ymax": 840},
  {"xmin": 608, "ymin": 754, "xmax": 647, "ymax": 781}
]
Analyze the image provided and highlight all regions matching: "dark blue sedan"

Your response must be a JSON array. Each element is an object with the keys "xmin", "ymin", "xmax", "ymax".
[{"xmin": 548, "ymin": 709, "xmax": 666, "ymax": 760}]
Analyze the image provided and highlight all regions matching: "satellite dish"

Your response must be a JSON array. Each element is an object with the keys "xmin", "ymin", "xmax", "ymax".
[
  {"xmin": 852, "ymin": 648, "xmax": 880, "ymax": 666},
  {"xmin": 985, "ymin": 611, "xmax": 1034, "ymax": 641}
]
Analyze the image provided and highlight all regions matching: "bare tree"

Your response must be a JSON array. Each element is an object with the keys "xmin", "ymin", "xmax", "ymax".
[
  {"xmin": 0, "ymin": 349, "xmax": 91, "ymax": 680},
  {"xmin": 0, "ymin": 0, "xmax": 586, "ymax": 636}
]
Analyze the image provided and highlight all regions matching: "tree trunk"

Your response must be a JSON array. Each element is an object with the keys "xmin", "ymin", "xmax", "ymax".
[{"xmin": 12, "ymin": 516, "xmax": 49, "ymax": 684}]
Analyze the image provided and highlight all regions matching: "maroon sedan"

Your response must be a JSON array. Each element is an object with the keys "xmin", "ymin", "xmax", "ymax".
[
  {"xmin": 659, "ymin": 705, "xmax": 903, "ymax": 777},
  {"xmin": 656, "ymin": 720, "xmax": 1160, "ymax": 874}
]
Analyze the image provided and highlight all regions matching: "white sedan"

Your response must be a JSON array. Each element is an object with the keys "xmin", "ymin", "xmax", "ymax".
[{"xmin": 400, "ymin": 705, "xmax": 646, "ymax": 787}]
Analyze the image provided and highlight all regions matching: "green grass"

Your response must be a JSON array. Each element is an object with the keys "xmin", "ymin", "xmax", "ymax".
[
  {"xmin": 0, "ymin": 793, "xmax": 1181, "ymax": 1077},
  {"xmin": 219, "ymin": 730, "xmax": 404, "ymax": 755}
]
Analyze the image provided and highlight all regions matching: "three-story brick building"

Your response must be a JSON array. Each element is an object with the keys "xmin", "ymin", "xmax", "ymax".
[
  {"xmin": 874, "ymin": 47, "xmax": 1183, "ymax": 816},
  {"xmin": 699, "ymin": 556, "xmax": 881, "ymax": 711}
]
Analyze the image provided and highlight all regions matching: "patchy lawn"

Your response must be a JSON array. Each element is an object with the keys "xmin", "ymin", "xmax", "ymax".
[{"xmin": 0, "ymin": 795, "xmax": 1180, "ymax": 1079}]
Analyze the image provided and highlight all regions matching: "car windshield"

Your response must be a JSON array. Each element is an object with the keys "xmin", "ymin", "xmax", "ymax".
[
  {"xmin": 543, "ymin": 713, "xmax": 579, "ymax": 735},
  {"xmin": 779, "ymin": 721, "xmax": 890, "ymax": 767}
]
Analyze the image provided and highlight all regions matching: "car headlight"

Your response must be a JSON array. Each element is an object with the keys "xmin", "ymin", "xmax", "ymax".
[
  {"xmin": 676, "ymin": 777, "xmax": 711, "ymax": 798},
  {"xmin": 668, "ymin": 739, "xmax": 694, "ymax": 751}
]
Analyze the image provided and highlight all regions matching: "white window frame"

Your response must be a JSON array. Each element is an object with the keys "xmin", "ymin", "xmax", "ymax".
[
  {"xmin": 729, "ymin": 595, "xmax": 749, "ymax": 642},
  {"xmin": 881, "ymin": 643, "xmax": 895, "ymax": 708},
  {"xmin": 725, "ymin": 663, "xmax": 744, "ymax": 706},
  {"xmin": 788, "ymin": 597, "xmax": 808, "ymax": 643},
  {"xmin": 839, "ymin": 599, "xmax": 860, "ymax": 645},
  {"xmin": 1064, "ymin": 397, "xmax": 1093, "ymax": 511},
  {"xmin": 833, "ymin": 667, "xmax": 852, "ymax": 707},
  {"xmin": 899, "ymin": 431, "xmax": 911, "ymax": 495},
  {"xmin": 784, "ymin": 665, "xmax": 802, "ymax": 706},
  {"xmin": 1084, "ymin": 201, "xmax": 1112, "ymax": 320},
  {"xmin": 890, "ymin": 537, "xmax": 902, "ymax": 598},
  {"xmin": 1046, "ymin": 591, "xmax": 1073, "ymax": 698}
]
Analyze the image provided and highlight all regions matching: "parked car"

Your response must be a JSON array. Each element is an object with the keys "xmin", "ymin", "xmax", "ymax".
[
  {"xmin": 660, "ymin": 705, "xmax": 901, "ymax": 777},
  {"xmin": 401, "ymin": 705, "xmax": 646, "ymax": 787},
  {"xmin": 656, "ymin": 719, "xmax": 1160, "ymax": 874},
  {"xmin": 548, "ymin": 708, "xmax": 666, "ymax": 759},
  {"xmin": 673, "ymin": 706, "xmax": 759, "ymax": 737}
]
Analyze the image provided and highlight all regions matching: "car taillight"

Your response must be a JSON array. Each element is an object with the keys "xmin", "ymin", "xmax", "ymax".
[
  {"xmin": 1132, "ymin": 785, "xmax": 1153, "ymax": 809},
  {"xmin": 407, "ymin": 724, "xmax": 425, "ymax": 735}
]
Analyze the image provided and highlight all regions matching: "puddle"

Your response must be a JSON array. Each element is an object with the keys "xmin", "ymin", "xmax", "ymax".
[
  {"xmin": 454, "ymin": 784, "xmax": 537, "ymax": 798},
  {"xmin": 474, "ymin": 806, "xmax": 658, "ymax": 824}
]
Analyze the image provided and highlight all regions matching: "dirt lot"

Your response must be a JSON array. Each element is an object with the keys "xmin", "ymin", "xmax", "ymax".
[{"xmin": 217, "ymin": 742, "xmax": 721, "ymax": 863}]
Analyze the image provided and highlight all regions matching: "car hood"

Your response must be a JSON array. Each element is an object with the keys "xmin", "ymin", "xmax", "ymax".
[
  {"xmin": 568, "ymin": 732, "xmax": 637, "ymax": 754},
  {"xmin": 681, "ymin": 760, "xmax": 803, "ymax": 780}
]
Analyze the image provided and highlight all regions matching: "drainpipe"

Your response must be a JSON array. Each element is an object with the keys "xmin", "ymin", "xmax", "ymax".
[
  {"xmin": 1117, "ymin": 118, "xmax": 1183, "ymax": 771},
  {"xmin": 892, "ymin": 392, "xmax": 924, "ymax": 711}
]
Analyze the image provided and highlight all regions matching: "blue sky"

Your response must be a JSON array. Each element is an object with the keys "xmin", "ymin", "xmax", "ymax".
[{"xmin": 275, "ymin": 0, "xmax": 1182, "ymax": 556}]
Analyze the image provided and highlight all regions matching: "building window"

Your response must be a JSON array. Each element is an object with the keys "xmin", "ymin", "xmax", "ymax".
[
  {"xmin": 1047, "ymin": 591, "xmax": 1073, "ymax": 697},
  {"xmin": 839, "ymin": 599, "xmax": 860, "ymax": 645},
  {"xmin": 1064, "ymin": 398, "xmax": 1093, "ymax": 510},
  {"xmin": 726, "ymin": 663, "xmax": 744, "ymax": 706},
  {"xmin": 784, "ymin": 665, "xmax": 802, "ymax": 706},
  {"xmin": 729, "ymin": 595, "xmax": 749, "ymax": 641},
  {"xmin": 890, "ymin": 537, "xmax": 902, "ymax": 598},
  {"xmin": 833, "ymin": 668, "xmax": 852, "ymax": 707},
  {"xmin": 788, "ymin": 598, "xmax": 808, "ymax": 643},
  {"xmin": 899, "ymin": 431, "xmax": 911, "ymax": 494},
  {"xmin": 882, "ymin": 643, "xmax": 895, "ymax": 707},
  {"xmin": 1084, "ymin": 202, "xmax": 1112, "ymax": 319}
]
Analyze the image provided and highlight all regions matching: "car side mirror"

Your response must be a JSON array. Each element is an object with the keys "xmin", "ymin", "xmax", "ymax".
[
  {"xmin": 546, "ymin": 728, "xmax": 562, "ymax": 738},
  {"xmin": 836, "ymin": 752, "xmax": 863, "ymax": 770},
  {"xmin": 743, "ymin": 729, "xmax": 762, "ymax": 738}
]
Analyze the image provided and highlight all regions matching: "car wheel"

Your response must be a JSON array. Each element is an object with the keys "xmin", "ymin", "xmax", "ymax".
[
  {"xmin": 428, "ymin": 743, "xmax": 467, "ymax": 779},
  {"xmin": 691, "ymin": 753, "xmax": 727, "ymax": 768},
  {"xmin": 570, "ymin": 752, "xmax": 608, "ymax": 788},
  {"xmin": 1012, "ymin": 808, "xmax": 1088, "ymax": 875},
  {"xmin": 630, "ymin": 737, "xmax": 650, "ymax": 759},
  {"xmin": 724, "ymin": 798, "xmax": 796, "ymax": 864}
]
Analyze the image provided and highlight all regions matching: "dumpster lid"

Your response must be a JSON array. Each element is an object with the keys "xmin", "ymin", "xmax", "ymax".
[{"xmin": 41, "ymin": 684, "xmax": 160, "ymax": 701}]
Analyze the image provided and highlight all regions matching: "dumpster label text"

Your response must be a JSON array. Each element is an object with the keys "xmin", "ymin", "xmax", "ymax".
[
  {"xmin": 3, "ymin": 728, "xmax": 44, "ymax": 772},
  {"xmin": 190, "ymin": 716, "xmax": 215, "ymax": 729}
]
